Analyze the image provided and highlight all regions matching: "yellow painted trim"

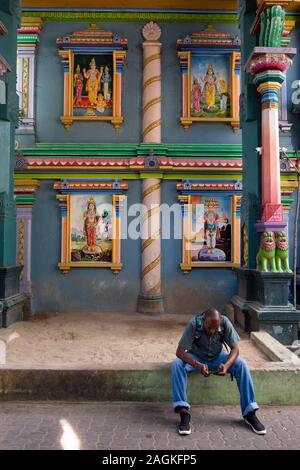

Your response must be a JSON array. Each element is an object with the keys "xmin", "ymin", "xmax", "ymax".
[
  {"xmin": 69, "ymin": 50, "xmax": 73, "ymax": 117},
  {"xmin": 180, "ymin": 194, "xmax": 241, "ymax": 271},
  {"xmin": 113, "ymin": 50, "xmax": 117, "ymax": 117},
  {"xmin": 141, "ymin": 229, "xmax": 161, "ymax": 252},
  {"xmin": 143, "ymin": 75, "xmax": 161, "ymax": 90},
  {"xmin": 22, "ymin": 57, "xmax": 29, "ymax": 118},
  {"xmin": 189, "ymin": 262, "xmax": 240, "ymax": 268},
  {"xmin": 257, "ymin": 81, "xmax": 282, "ymax": 94},
  {"xmin": 14, "ymin": 179, "xmax": 40, "ymax": 188},
  {"xmin": 142, "ymin": 118, "xmax": 162, "ymax": 139},
  {"xmin": 141, "ymin": 255, "xmax": 161, "ymax": 279},
  {"xmin": 147, "ymin": 281, "xmax": 161, "ymax": 294},
  {"xmin": 187, "ymin": 194, "xmax": 192, "ymax": 265},
  {"xmin": 187, "ymin": 51, "xmax": 191, "ymax": 119},
  {"xmin": 231, "ymin": 52, "xmax": 235, "ymax": 119},
  {"xmin": 232, "ymin": 194, "xmax": 237, "ymax": 263},
  {"xmin": 58, "ymin": 192, "xmax": 124, "ymax": 272},
  {"xmin": 142, "ymin": 182, "xmax": 161, "ymax": 199},
  {"xmin": 112, "ymin": 193, "xmax": 117, "ymax": 264},
  {"xmin": 143, "ymin": 97, "xmax": 161, "ymax": 115},
  {"xmin": 67, "ymin": 194, "xmax": 71, "ymax": 263},
  {"xmin": 143, "ymin": 53, "xmax": 160, "ymax": 70},
  {"xmin": 141, "ymin": 205, "xmax": 160, "ymax": 225}
]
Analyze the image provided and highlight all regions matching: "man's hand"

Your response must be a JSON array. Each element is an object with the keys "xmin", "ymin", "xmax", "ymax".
[
  {"xmin": 217, "ymin": 363, "xmax": 228, "ymax": 376},
  {"xmin": 197, "ymin": 363, "xmax": 209, "ymax": 377}
]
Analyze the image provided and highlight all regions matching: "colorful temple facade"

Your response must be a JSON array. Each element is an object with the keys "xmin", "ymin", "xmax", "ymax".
[{"xmin": 1, "ymin": 0, "xmax": 300, "ymax": 344}]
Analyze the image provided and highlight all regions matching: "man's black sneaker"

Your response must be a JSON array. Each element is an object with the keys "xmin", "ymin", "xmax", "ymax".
[
  {"xmin": 244, "ymin": 411, "xmax": 266, "ymax": 435},
  {"xmin": 178, "ymin": 411, "xmax": 191, "ymax": 435}
]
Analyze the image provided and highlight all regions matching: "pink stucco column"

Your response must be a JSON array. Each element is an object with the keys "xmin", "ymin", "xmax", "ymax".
[{"xmin": 246, "ymin": 50, "xmax": 295, "ymax": 234}]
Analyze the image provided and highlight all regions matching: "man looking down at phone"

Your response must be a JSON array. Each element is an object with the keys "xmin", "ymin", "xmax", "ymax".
[{"xmin": 172, "ymin": 308, "xmax": 266, "ymax": 436}]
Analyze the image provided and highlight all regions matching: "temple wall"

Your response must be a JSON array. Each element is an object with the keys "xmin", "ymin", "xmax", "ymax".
[{"xmin": 16, "ymin": 18, "xmax": 300, "ymax": 315}]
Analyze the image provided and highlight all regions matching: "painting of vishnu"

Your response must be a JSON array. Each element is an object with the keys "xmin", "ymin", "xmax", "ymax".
[
  {"xmin": 190, "ymin": 55, "xmax": 231, "ymax": 118},
  {"xmin": 70, "ymin": 194, "xmax": 113, "ymax": 262},
  {"xmin": 190, "ymin": 196, "xmax": 232, "ymax": 262},
  {"xmin": 73, "ymin": 54, "xmax": 113, "ymax": 116}
]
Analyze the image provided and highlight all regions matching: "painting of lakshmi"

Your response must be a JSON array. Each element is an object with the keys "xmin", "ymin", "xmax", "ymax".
[
  {"xmin": 70, "ymin": 194, "xmax": 113, "ymax": 262},
  {"xmin": 190, "ymin": 55, "xmax": 231, "ymax": 118},
  {"xmin": 73, "ymin": 54, "xmax": 113, "ymax": 116},
  {"xmin": 190, "ymin": 195, "xmax": 232, "ymax": 262}
]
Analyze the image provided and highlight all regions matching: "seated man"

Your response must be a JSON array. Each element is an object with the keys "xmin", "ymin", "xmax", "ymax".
[{"xmin": 171, "ymin": 308, "xmax": 266, "ymax": 436}]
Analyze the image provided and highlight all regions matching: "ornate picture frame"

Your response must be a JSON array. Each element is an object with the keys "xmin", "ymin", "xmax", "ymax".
[
  {"xmin": 177, "ymin": 25, "xmax": 241, "ymax": 133},
  {"xmin": 177, "ymin": 183, "xmax": 241, "ymax": 271},
  {"xmin": 57, "ymin": 24, "xmax": 127, "ymax": 130},
  {"xmin": 55, "ymin": 180, "xmax": 128, "ymax": 273}
]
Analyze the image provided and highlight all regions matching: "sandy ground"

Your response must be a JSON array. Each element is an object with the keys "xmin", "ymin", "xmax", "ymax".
[{"xmin": 3, "ymin": 311, "xmax": 269, "ymax": 368}]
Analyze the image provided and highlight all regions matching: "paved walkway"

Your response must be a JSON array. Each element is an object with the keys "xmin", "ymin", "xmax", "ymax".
[{"xmin": 0, "ymin": 403, "xmax": 299, "ymax": 450}]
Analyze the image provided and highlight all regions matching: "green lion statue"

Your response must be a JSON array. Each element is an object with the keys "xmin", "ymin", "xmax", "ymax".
[
  {"xmin": 275, "ymin": 231, "xmax": 292, "ymax": 273},
  {"xmin": 256, "ymin": 231, "xmax": 277, "ymax": 272}
]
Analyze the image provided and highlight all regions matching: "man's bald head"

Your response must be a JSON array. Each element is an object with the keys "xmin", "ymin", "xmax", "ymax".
[
  {"xmin": 203, "ymin": 308, "xmax": 221, "ymax": 336},
  {"xmin": 204, "ymin": 308, "xmax": 220, "ymax": 321}
]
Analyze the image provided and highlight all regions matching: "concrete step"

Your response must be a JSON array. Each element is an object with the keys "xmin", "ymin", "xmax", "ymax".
[{"xmin": 0, "ymin": 362, "xmax": 300, "ymax": 404}]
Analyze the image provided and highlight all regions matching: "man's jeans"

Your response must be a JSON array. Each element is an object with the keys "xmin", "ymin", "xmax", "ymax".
[{"xmin": 171, "ymin": 351, "xmax": 258, "ymax": 417}]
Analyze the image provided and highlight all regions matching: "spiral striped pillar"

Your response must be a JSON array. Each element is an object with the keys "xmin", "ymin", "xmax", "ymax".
[
  {"xmin": 138, "ymin": 22, "xmax": 163, "ymax": 314},
  {"xmin": 142, "ymin": 23, "xmax": 161, "ymax": 142}
]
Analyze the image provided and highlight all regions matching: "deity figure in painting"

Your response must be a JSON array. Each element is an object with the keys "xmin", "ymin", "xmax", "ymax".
[
  {"xmin": 83, "ymin": 58, "xmax": 102, "ymax": 106},
  {"xmin": 204, "ymin": 209, "xmax": 219, "ymax": 254},
  {"xmin": 73, "ymin": 64, "xmax": 84, "ymax": 106},
  {"xmin": 101, "ymin": 66, "xmax": 112, "ymax": 102},
  {"xmin": 96, "ymin": 92, "xmax": 106, "ymax": 113},
  {"xmin": 83, "ymin": 197, "xmax": 101, "ymax": 252},
  {"xmin": 191, "ymin": 77, "xmax": 201, "ymax": 114},
  {"xmin": 201, "ymin": 64, "xmax": 219, "ymax": 110}
]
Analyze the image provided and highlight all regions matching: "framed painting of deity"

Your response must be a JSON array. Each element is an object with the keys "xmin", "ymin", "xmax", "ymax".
[
  {"xmin": 55, "ymin": 180, "xmax": 128, "ymax": 273},
  {"xmin": 177, "ymin": 25, "xmax": 241, "ymax": 132},
  {"xmin": 57, "ymin": 24, "xmax": 127, "ymax": 130},
  {"xmin": 178, "ymin": 189, "xmax": 241, "ymax": 271}
]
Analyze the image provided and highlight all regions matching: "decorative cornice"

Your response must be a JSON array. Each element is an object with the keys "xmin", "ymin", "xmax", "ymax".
[
  {"xmin": 17, "ymin": 34, "xmax": 40, "ymax": 45},
  {"xmin": 56, "ymin": 23, "xmax": 128, "ymax": 48},
  {"xmin": 14, "ymin": 179, "xmax": 40, "ymax": 206},
  {"xmin": 53, "ymin": 180, "xmax": 128, "ymax": 191},
  {"xmin": 22, "ymin": 11, "xmax": 238, "ymax": 24},
  {"xmin": 18, "ymin": 16, "xmax": 44, "ymax": 35},
  {"xmin": 176, "ymin": 182, "xmax": 238, "ymax": 191},
  {"xmin": 16, "ymin": 156, "xmax": 243, "ymax": 172},
  {"xmin": 19, "ymin": 143, "xmax": 244, "ymax": 158},
  {"xmin": 177, "ymin": 24, "xmax": 240, "ymax": 49}
]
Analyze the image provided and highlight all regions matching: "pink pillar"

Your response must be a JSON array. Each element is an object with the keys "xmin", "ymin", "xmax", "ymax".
[{"xmin": 258, "ymin": 82, "xmax": 282, "ymax": 206}]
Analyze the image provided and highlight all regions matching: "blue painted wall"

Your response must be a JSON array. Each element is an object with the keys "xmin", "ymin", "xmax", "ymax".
[
  {"xmin": 31, "ymin": 179, "xmax": 238, "ymax": 315},
  {"xmin": 17, "ymin": 21, "xmax": 242, "ymax": 146},
  {"xmin": 161, "ymin": 182, "xmax": 237, "ymax": 315},
  {"xmin": 31, "ymin": 179, "xmax": 141, "ymax": 314},
  {"xmin": 27, "ymin": 20, "xmax": 300, "ymax": 314}
]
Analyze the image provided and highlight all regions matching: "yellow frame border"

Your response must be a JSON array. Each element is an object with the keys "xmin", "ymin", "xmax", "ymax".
[
  {"xmin": 58, "ymin": 192, "xmax": 124, "ymax": 274},
  {"xmin": 179, "ymin": 51, "xmax": 240, "ymax": 133},
  {"xmin": 59, "ymin": 49, "xmax": 125, "ymax": 131},
  {"xmin": 179, "ymin": 193, "xmax": 241, "ymax": 272}
]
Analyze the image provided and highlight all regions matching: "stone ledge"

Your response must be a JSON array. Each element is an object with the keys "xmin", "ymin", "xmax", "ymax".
[
  {"xmin": 0, "ymin": 365, "xmax": 299, "ymax": 404},
  {"xmin": 251, "ymin": 331, "xmax": 300, "ymax": 365}
]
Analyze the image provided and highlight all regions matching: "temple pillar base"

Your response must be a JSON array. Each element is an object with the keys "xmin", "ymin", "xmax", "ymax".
[
  {"xmin": 0, "ymin": 266, "xmax": 26, "ymax": 327},
  {"xmin": 231, "ymin": 268, "xmax": 300, "ymax": 344},
  {"xmin": 137, "ymin": 294, "xmax": 164, "ymax": 315}
]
